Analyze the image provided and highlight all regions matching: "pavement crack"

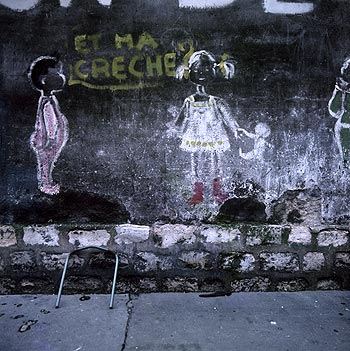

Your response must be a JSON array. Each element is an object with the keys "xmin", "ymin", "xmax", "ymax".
[{"xmin": 121, "ymin": 293, "xmax": 136, "ymax": 351}]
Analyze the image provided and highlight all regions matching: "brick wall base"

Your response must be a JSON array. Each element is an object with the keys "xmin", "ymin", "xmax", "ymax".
[{"xmin": 1, "ymin": 223, "xmax": 349, "ymax": 294}]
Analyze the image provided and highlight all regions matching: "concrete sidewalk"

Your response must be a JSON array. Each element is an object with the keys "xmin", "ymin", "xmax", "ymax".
[{"xmin": 0, "ymin": 291, "xmax": 349, "ymax": 351}]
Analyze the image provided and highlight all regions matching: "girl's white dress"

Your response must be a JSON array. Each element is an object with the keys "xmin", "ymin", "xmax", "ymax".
[{"xmin": 176, "ymin": 95, "xmax": 238, "ymax": 153}]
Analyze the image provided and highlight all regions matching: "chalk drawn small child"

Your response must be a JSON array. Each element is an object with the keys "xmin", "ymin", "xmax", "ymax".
[
  {"xmin": 328, "ymin": 57, "xmax": 350, "ymax": 167},
  {"xmin": 28, "ymin": 56, "xmax": 69, "ymax": 195},
  {"xmin": 238, "ymin": 123, "xmax": 271, "ymax": 160},
  {"xmin": 168, "ymin": 50, "xmax": 237, "ymax": 205}
]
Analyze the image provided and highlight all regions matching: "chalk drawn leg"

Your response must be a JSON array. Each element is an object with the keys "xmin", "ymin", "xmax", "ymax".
[
  {"xmin": 212, "ymin": 177, "xmax": 229, "ymax": 203},
  {"xmin": 208, "ymin": 151, "xmax": 228, "ymax": 203},
  {"xmin": 187, "ymin": 181, "xmax": 204, "ymax": 205},
  {"xmin": 190, "ymin": 152, "xmax": 199, "ymax": 180},
  {"xmin": 35, "ymin": 150, "xmax": 60, "ymax": 195},
  {"xmin": 188, "ymin": 152, "xmax": 204, "ymax": 205}
]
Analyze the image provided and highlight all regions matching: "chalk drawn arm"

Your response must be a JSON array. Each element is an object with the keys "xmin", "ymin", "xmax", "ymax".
[
  {"xmin": 167, "ymin": 99, "xmax": 190, "ymax": 137},
  {"xmin": 237, "ymin": 128, "xmax": 255, "ymax": 139},
  {"xmin": 328, "ymin": 87, "xmax": 345, "ymax": 119},
  {"xmin": 174, "ymin": 99, "xmax": 189, "ymax": 129},
  {"xmin": 216, "ymin": 98, "xmax": 239, "ymax": 138}
]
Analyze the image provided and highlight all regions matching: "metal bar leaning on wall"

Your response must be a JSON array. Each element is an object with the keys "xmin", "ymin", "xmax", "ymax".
[{"xmin": 55, "ymin": 246, "xmax": 119, "ymax": 309}]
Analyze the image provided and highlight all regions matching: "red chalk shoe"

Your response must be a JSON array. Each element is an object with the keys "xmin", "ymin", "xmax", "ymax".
[
  {"xmin": 212, "ymin": 177, "xmax": 229, "ymax": 203},
  {"xmin": 187, "ymin": 182, "xmax": 204, "ymax": 205}
]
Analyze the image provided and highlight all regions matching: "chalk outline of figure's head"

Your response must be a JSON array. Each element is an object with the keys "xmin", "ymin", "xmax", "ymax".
[
  {"xmin": 254, "ymin": 122, "xmax": 271, "ymax": 138},
  {"xmin": 176, "ymin": 50, "xmax": 235, "ymax": 82},
  {"xmin": 28, "ymin": 56, "xmax": 66, "ymax": 95}
]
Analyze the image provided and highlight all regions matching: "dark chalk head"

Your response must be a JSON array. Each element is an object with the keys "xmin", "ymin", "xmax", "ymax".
[{"xmin": 28, "ymin": 56, "xmax": 65, "ymax": 94}]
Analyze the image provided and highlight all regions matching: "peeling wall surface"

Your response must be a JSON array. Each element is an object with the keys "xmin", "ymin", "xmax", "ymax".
[{"xmin": 1, "ymin": 0, "xmax": 350, "ymax": 293}]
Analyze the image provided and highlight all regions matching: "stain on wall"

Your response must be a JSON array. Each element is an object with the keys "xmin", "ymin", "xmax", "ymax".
[{"xmin": 0, "ymin": 0, "xmax": 350, "ymax": 225}]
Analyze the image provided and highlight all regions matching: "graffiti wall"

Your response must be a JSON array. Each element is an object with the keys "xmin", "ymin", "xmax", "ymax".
[{"xmin": 1, "ymin": 0, "xmax": 350, "ymax": 225}]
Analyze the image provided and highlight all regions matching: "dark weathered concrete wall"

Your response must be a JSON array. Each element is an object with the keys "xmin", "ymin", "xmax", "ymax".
[
  {"xmin": 1, "ymin": 0, "xmax": 350, "ymax": 224},
  {"xmin": 1, "ymin": 1, "xmax": 350, "ymax": 293}
]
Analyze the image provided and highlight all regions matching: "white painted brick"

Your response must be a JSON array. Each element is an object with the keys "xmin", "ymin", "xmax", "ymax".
[
  {"xmin": 246, "ymin": 225, "xmax": 283, "ymax": 246},
  {"xmin": 115, "ymin": 224, "xmax": 150, "ymax": 244},
  {"xmin": 154, "ymin": 224, "xmax": 196, "ymax": 248},
  {"xmin": 179, "ymin": 252, "xmax": 210, "ymax": 269},
  {"xmin": 221, "ymin": 253, "xmax": 255, "ymax": 273},
  {"xmin": 23, "ymin": 225, "xmax": 60, "ymax": 246},
  {"xmin": 303, "ymin": 252, "xmax": 325, "ymax": 271},
  {"xmin": 260, "ymin": 252, "xmax": 299, "ymax": 272},
  {"xmin": 68, "ymin": 230, "xmax": 110, "ymax": 248},
  {"xmin": 201, "ymin": 226, "xmax": 240, "ymax": 244},
  {"xmin": 134, "ymin": 252, "xmax": 173, "ymax": 272},
  {"xmin": 239, "ymin": 254, "xmax": 256, "ymax": 273},
  {"xmin": 288, "ymin": 226, "xmax": 311, "ymax": 245},
  {"xmin": 317, "ymin": 231, "xmax": 348, "ymax": 247},
  {"xmin": 0, "ymin": 226, "xmax": 17, "ymax": 247}
]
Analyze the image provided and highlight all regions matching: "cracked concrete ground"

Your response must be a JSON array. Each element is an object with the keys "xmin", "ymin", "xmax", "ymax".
[{"xmin": 0, "ymin": 291, "xmax": 349, "ymax": 351}]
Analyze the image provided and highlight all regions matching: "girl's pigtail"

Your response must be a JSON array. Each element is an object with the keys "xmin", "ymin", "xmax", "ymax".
[
  {"xmin": 222, "ymin": 61, "xmax": 235, "ymax": 79},
  {"xmin": 218, "ymin": 54, "xmax": 236, "ymax": 80},
  {"xmin": 176, "ymin": 65, "xmax": 189, "ymax": 80}
]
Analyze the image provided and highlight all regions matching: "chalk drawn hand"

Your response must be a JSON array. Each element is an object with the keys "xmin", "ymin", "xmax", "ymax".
[{"xmin": 336, "ymin": 77, "xmax": 350, "ymax": 92}]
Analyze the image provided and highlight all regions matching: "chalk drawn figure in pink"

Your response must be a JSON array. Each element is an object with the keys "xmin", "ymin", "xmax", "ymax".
[
  {"xmin": 169, "ymin": 50, "xmax": 237, "ymax": 205},
  {"xmin": 28, "ymin": 56, "xmax": 69, "ymax": 195}
]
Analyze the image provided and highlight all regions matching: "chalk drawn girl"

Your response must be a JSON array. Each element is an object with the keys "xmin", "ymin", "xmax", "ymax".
[
  {"xmin": 28, "ymin": 56, "xmax": 69, "ymax": 195},
  {"xmin": 238, "ymin": 123, "xmax": 271, "ymax": 160},
  {"xmin": 328, "ymin": 57, "xmax": 350, "ymax": 168},
  {"xmin": 169, "ymin": 50, "xmax": 237, "ymax": 205}
]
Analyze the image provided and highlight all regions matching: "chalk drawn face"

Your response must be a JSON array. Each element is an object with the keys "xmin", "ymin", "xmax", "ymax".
[
  {"xmin": 189, "ymin": 55, "xmax": 215, "ymax": 86},
  {"xmin": 29, "ymin": 57, "xmax": 65, "ymax": 95},
  {"xmin": 40, "ymin": 67, "xmax": 65, "ymax": 94}
]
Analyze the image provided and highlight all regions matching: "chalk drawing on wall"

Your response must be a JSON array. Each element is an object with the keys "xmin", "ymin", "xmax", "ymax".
[
  {"xmin": 60, "ymin": 0, "xmax": 112, "ymax": 6},
  {"xmin": 238, "ymin": 123, "xmax": 272, "ymax": 160},
  {"xmin": 328, "ymin": 58, "xmax": 350, "ymax": 168},
  {"xmin": 29, "ymin": 56, "xmax": 69, "ymax": 195},
  {"xmin": 179, "ymin": 0, "xmax": 235, "ymax": 8},
  {"xmin": 263, "ymin": 0, "xmax": 314, "ymax": 14},
  {"xmin": 168, "ymin": 50, "xmax": 237, "ymax": 205},
  {"xmin": 0, "ymin": 0, "xmax": 112, "ymax": 11},
  {"xmin": 0, "ymin": 0, "xmax": 315, "ymax": 14},
  {"xmin": 0, "ymin": 0, "xmax": 38, "ymax": 11}
]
